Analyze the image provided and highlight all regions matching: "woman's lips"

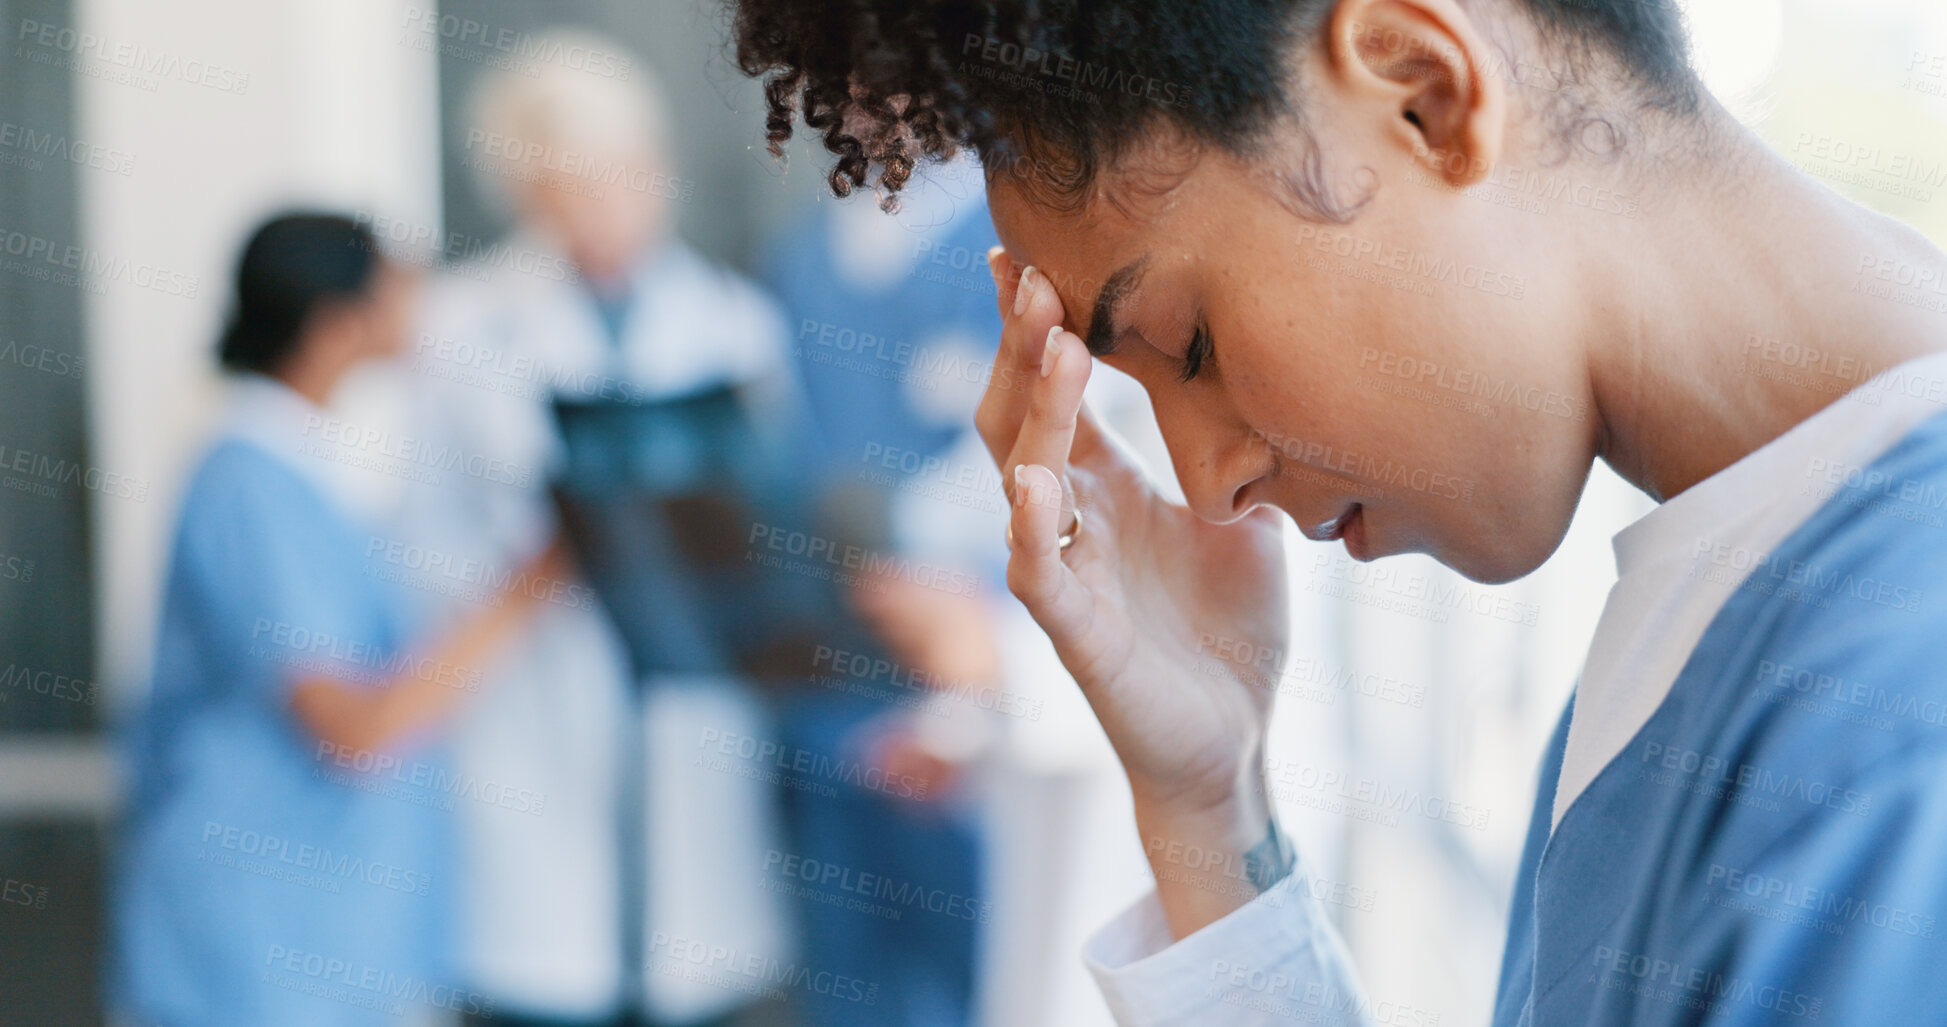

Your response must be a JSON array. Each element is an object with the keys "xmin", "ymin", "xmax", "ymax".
[
  {"xmin": 1303, "ymin": 503, "xmax": 1361, "ymax": 543},
  {"xmin": 1341, "ymin": 505, "xmax": 1371, "ymax": 561},
  {"xmin": 1301, "ymin": 503, "xmax": 1373, "ymax": 559}
]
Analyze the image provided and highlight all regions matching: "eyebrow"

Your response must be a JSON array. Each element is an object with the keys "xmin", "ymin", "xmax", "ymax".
[{"xmin": 1083, "ymin": 256, "xmax": 1150, "ymax": 358}]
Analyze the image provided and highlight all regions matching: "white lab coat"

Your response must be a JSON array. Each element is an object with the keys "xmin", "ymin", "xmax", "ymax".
[{"xmin": 398, "ymin": 233, "xmax": 797, "ymax": 1021}]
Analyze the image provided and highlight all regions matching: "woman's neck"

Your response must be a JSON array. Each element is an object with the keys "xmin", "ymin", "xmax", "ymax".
[{"xmin": 1580, "ymin": 110, "xmax": 1947, "ymax": 502}]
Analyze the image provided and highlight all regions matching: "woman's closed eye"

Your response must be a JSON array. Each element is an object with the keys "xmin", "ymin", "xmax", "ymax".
[{"xmin": 1177, "ymin": 320, "xmax": 1214, "ymax": 383}]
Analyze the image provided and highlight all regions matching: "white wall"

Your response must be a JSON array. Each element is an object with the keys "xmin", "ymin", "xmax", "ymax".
[{"xmin": 77, "ymin": 0, "xmax": 441, "ymax": 701}]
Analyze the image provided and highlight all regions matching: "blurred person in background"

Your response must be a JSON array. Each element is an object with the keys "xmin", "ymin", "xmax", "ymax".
[
  {"xmin": 409, "ymin": 32, "xmax": 795, "ymax": 1027},
  {"xmin": 759, "ymin": 159, "xmax": 1001, "ymax": 1027},
  {"xmin": 765, "ymin": 165, "xmax": 1168, "ymax": 1027},
  {"xmin": 113, "ymin": 213, "xmax": 562, "ymax": 1026}
]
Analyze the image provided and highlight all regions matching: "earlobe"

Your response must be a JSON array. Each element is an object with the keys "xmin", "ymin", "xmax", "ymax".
[{"xmin": 1324, "ymin": 0, "xmax": 1505, "ymax": 189}]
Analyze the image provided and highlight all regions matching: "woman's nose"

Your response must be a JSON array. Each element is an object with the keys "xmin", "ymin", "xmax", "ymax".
[{"xmin": 1179, "ymin": 458, "xmax": 1261, "ymax": 525}]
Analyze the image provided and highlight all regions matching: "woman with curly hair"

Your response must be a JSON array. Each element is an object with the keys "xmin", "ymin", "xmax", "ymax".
[{"xmin": 732, "ymin": 0, "xmax": 1947, "ymax": 1022}]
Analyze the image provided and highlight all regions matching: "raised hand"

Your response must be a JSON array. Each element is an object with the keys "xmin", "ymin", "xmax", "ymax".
[{"xmin": 978, "ymin": 249, "xmax": 1293, "ymax": 938}]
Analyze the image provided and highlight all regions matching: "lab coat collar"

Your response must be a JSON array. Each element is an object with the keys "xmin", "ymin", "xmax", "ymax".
[{"xmin": 474, "ymin": 231, "xmax": 788, "ymax": 403}]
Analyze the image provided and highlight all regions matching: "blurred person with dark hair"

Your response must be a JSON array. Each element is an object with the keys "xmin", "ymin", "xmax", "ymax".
[{"xmin": 113, "ymin": 213, "xmax": 562, "ymax": 1026}]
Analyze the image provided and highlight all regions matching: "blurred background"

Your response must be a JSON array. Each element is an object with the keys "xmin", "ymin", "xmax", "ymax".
[{"xmin": 4, "ymin": 0, "xmax": 1947, "ymax": 1023}]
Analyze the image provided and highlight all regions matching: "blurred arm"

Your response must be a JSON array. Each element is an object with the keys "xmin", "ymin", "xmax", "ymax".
[{"xmin": 289, "ymin": 534, "xmax": 569, "ymax": 754}]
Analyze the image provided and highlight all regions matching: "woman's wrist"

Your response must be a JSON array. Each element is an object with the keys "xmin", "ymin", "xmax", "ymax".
[{"xmin": 1131, "ymin": 764, "xmax": 1291, "ymax": 940}]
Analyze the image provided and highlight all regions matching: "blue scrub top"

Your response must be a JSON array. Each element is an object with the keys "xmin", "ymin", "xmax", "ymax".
[
  {"xmin": 762, "ymin": 192, "xmax": 1003, "ymax": 481},
  {"xmin": 1494, "ymin": 407, "xmax": 1947, "ymax": 1026},
  {"xmin": 759, "ymin": 183, "xmax": 1000, "ymax": 1027},
  {"xmin": 115, "ymin": 437, "xmax": 460, "ymax": 1027}
]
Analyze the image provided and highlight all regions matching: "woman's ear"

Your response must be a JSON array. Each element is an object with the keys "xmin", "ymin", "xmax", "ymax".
[{"xmin": 1322, "ymin": 0, "xmax": 1507, "ymax": 188}]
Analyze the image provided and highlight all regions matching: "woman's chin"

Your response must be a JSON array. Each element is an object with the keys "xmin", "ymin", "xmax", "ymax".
[{"xmin": 1443, "ymin": 536, "xmax": 1554, "ymax": 586}]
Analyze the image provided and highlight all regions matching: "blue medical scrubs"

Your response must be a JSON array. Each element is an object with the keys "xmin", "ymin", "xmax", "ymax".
[
  {"xmin": 1494, "ymin": 409, "xmax": 1947, "ymax": 1026},
  {"xmin": 115, "ymin": 391, "xmax": 456, "ymax": 1026},
  {"xmin": 759, "ymin": 188, "xmax": 1002, "ymax": 1027}
]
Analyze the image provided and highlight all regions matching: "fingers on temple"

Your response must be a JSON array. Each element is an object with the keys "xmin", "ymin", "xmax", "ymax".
[
  {"xmin": 1007, "ymin": 327, "xmax": 1091, "ymax": 482},
  {"xmin": 977, "ymin": 263, "xmax": 1068, "ymax": 462}
]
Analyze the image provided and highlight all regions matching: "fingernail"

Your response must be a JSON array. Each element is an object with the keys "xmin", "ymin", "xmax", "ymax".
[
  {"xmin": 1041, "ymin": 327, "xmax": 1062, "ymax": 378},
  {"xmin": 1012, "ymin": 465, "xmax": 1029, "ymax": 507},
  {"xmin": 986, "ymin": 247, "xmax": 1004, "ymax": 285},
  {"xmin": 1014, "ymin": 266, "xmax": 1038, "ymax": 318}
]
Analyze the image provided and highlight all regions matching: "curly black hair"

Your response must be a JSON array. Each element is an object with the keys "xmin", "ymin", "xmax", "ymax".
[{"xmin": 731, "ymin": 0, "xmax": 1697, "ymax": 213}]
